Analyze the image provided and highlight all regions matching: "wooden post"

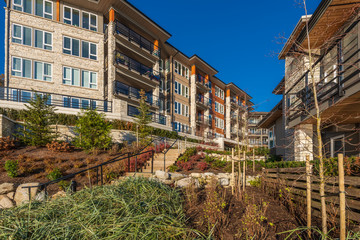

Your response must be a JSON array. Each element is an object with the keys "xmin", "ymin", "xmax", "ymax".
[
  {"xmin": 306, "ymin": 155, "xmax": 312, "ymax": 238},
  {"xmin": 238, "ymin": 161, "xmax": 241, "ymax": 194},
  {"xmin": 232, "ymin": 148, "xmax": 234, "ymax": 158},
  {"xmin": 338, "ymin": 154, "xmax": 346, "ymax": 240},
  {"xmin": 252, "ymin": 148, "xmax": 255, "ymax": 173},
  {"xmin": 243, "ymin": 151, "xmax": 246, "ymax": 192},
  {"xmin": 231, "ymin": 158, "xmax": 235, "ymax": 195}
]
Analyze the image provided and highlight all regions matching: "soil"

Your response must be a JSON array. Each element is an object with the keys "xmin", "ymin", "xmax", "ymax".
[
  {"xmin": 0, "ymin": 146, "xmax": 128, "ymax": 194},
  {"xmin": 184, "ymin": 186, "xmax": 300, "ymax": 240}
]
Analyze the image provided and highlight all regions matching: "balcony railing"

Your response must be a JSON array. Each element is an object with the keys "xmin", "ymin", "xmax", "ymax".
[
  {"xmin": 127, "ymin": 105, "xmax": 166, "ymax": 125},
  {"xmin": 114, "ymin": 81, "xmax": 160, "ymax": 107},
  {"xmin": 196, "ymin": 75, "xmax": 211, "ymax": 89},
  {"xmin": 0, "ymin": 87, "xmax": 112, "ymax": 112},
  {"xmin": 114, "ymin": 51, "xmax": 162, "ymax": 82},
  {"xmin": 196, "ymin": 94, "xmax": 212, "ymax": 108},
  {"xmin": 286, "ymin": 24, "xmax": 360, "ymax": 122},
  {"xmin": 231, "ymin": 98, "xmax": 247, "ymax": 110},
  {"xmin": 115, "ymin": 20, "xmax": 160, "ymax": 58}
]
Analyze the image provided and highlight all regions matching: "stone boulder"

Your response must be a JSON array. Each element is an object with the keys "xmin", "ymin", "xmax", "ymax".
[
  {"xmin": 6, "ymin": 192, "xmax": 15, "ymax": 200},
  {"xmin": 51, "ymin": 190, "xmax": 66, "ymax": 200},
  {"xmin": 217, "ymin": 173, "xmax": 230, "ymax": 179},
  {"xmin": 0, "ymin": 183, "xmax": 15, "ymax": 194},
  {"xmin": 189, "ymin": 173, "xmax": 202, "ymax": 178},
  {"xmin": 155, "ymin": 170, "xmax": 170, "ymax": 180},
  {"xmin": 0, "ymin": 195, "xmax": 14, "ymax": 209},
  {"xmin": 203, "ymin": 172, "xmax": 215, "ymax": 179},
  {"xmin": 169, "ymin": 173, "xmax": 186, "ymax": 181},
  {"xmin": 14, "ymin": 183, "xmax": 40, "ymax": 206},
  {"xmin": 219, "ymin": 178, "xmax": 230, "ymax": 186},
  {"xmin": 175, "ymin": 178, "xmax": 199, "ymax": 188},
  {"xmin": 159, "ymin": 179, "xmax": 175, "ymax": 185}
]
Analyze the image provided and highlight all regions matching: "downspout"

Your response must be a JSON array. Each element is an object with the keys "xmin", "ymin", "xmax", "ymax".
[
  {"xmin": 5, "ymin": 0, "xmax": 11, "ymax": 96},
  {"xmin": 171, "ymin": 51, "xmax": 180, "ymax": 130}
]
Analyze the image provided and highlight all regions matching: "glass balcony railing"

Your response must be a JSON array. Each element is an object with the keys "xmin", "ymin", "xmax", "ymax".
[
  {"xmin": 114, "ymin": 51, "xmax": 162, "ymax": 82},
  {"xmin": 115, "ymin": 20, "xmax": 160, "ymax": 58},
  {"xmin": 114, "ymin": 81, "xmax": 160, "ymax": 107}
]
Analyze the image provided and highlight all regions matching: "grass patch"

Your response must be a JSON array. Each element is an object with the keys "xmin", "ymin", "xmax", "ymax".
[{"xmin": 0, "ymin": 177, "xmax": 200, "ymax": 239}]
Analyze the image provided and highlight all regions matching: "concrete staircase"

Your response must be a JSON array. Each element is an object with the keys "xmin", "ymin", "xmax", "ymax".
[{"xmin": 125, "ymin": 148, "xmax": 185, "ymax": 177}]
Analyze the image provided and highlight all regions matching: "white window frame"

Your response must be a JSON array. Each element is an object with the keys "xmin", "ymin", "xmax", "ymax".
[
  {"xmin": 330, "ymin": 135, "xmax": 345, "ymax": 158},
  {"xmin": 63, "ymin": 36, "xmax": 72, "ymax": 55},
  {"xmin": 89, "ymin": 43, "xmax": 97, "ymax": 60},
  {"xmin": 63, "ymin": 67, "xmax": 72, "ymax": 85},
  {"xmin": 35, "ymin": 0, "xmax": 53, "ymax": 19},
  {"xmin": 90, "ymin": 72, "xmax": 97, "ymax": 89},
  {"xmin": 11, "ymin": 57, "xmax": 22, "ymax": 76},
  {"xmin": 34, "ymin": 61, "xmax": 52, "ymax": 81},
  {"xmin": 82, "ymin": 10, "xmax": 97, "ymax": 31},
  {"xmin": 13, "ymin": 0, "xmax": 23, "ymax": 11},
  {"xmin": 35, "ymin": 29, "xmax": 52, "ymax": 50},
  {"xmin": 63, "ymin": 5, "xmax": 81, "ymax": 27},
  {"xmin": 12, "ymin": 24, "xmax": 23, "ymax": 43},
  {"xmin": 11, "ymin": 57, "xmax": 32, "ymax": 79}
]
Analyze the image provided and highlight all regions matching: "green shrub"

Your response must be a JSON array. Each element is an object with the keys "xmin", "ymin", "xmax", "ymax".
[
  {"xmin": 47, "ymin": 168, "xmax": 62, "ymax": 181},
  {"xmin": 74, "ymin": 109, "xmax": 112, "ymax": 151},
  {"xmin": 4, "ymin": 160, "xmax": 18, "ymax": 178},
  {"xmin": 58, "ymin": 180, "xmax": 71, "ymax": 191},
  {"xmin": 204, "ymin": 155, "xmax": 214, "ymax": 163},
  {"xmin": 249, "ymin": 177, "xmax": 261, "ymax": 187},
  {"xmin": 168, "ymin": 165, "xmax": 178, "ymax": 172},
  {"xmin": 211, "ymin": 159, "xmax": 227, "ymax": 169}
]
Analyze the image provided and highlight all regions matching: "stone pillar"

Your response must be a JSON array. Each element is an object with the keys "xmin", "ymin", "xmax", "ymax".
[
  {"xmin": 225, "ymin": 89, "xmax": 231, "ymax": 139},
  {"xmin": 107, "ymin": 19, "xmax": 116, "ymax": 102},
  {"xmin": 293, "ymin": 124, "xmax": 314, "ymax": 162},
  {"xmin": 190, "ymin": 65, "xmax": 197, "ymax": 136}
]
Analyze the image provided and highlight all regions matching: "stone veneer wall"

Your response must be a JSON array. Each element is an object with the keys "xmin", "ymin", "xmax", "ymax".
[{"xmin": 0, "ymin": 115, "xmax": 18, "ymax": 138}]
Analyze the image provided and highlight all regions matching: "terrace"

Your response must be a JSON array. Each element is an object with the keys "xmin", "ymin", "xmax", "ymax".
[{"xmin": 196, "ymin": 75, "xmax": 211, "ymax": 91}]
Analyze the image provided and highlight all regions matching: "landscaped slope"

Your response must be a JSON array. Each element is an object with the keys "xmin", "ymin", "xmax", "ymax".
[{"xmin": 0, "ymin": 178, "xmax": 199, "ymax": 239}]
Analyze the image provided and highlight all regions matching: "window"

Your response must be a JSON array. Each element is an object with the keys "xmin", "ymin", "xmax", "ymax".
[
  {"xmin": 63, "ymin": 37, "xmax": 80, "ymax": 56},
  {"xmin": 81, "ymin": 41, "xmax": 97, "ymax": 60},
  {"xmin": 11, "ymin": 57, "xmax": 31, "ymax": 78},
  {"xmin": 34, "ymin": 61, "xmax": 52, "ymax": 81},
  {"xmin": 215, "ymin": 86, "xmax": 224, "ymax": 99},
  {"xmin": 215, "ymin": 117, "xmax": 224, "ymax": 129},
  {"xmin": 174, "ymin": 81, "xmax": 189, "ymax": 98},
  {"xmin": 174, "ymin": 101, "xmax": 188, "ymax": 117},
  {"xmin": 63, "ymin": 67, "xmax": 97, "ymax": 88},
  {"xmin": 12, "ymin": 24, "xmax": 31, "ymax": 46},
  {"xmin": 82, "ymin": 11, "xmax": 97, "ymax": 31},
  {"xmin": 35, "ymin": 29, "xmax": 52, "ymax": 50},
  {"xmin": 13, "ymin": 0, "xmax": 32, "ymax": 14},
  {"xmin": 64, "ymin": 6, "xmax": 80, "ymax": 27},
  {"xmin": 35, "ymin": 0, "xmax": 53, "ymax": 19},
  {"xmin": 174, "ymin": 61, "xmax": 189, "ymax": 79},
  {"xmin": 215, "ymin": 101, "xmax": 224, "ymax": 114}
]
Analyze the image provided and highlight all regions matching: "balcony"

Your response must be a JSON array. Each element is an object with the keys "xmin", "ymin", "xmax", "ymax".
[
  {"xmin": 196, "ymin": 94, "xmax": 211, "ymax": 109},
  {"xmin": 114, "ymin": 81, "xmax": 160, "ymax": 108},
  {"xmin": 0, "ymin": 87, "xmax": 112, "ymax": 112},
  {"xmin": 114, "ymin": 20, "xmax": 160, "ymax": 62},
  {"xmin": 114, "ymin": 51, "xmax": 162, "ymax": 87},
  {"xmin": 127, "ymin": 105, "xmax": 166, "ymax": 125},
  {"xmin": 285, "ymin": 27, "xmax": 360, "ymax": 127},
  {"xmin": 196, "ymin": 75, "xmax": 211, "ymax": 91},
  {"xmin": 231, "ymin": 98, "xmax": 247, "ymax": 110}
]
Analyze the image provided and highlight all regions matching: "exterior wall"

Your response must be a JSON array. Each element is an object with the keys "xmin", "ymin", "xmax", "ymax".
[
  {"xmin": 0, "ymin": 115, "xmax": 18, "ymax": 138},
  {"xmin": 211, "ymin": 83, "xmax": 225, "ymax": 136},
  {"xmin": 7, "ymin": 10, "xmax": 105, "ymax": 100},
  {"xmin": 248, "ymin": 113, "xmax": 268, "ymax": 147}
]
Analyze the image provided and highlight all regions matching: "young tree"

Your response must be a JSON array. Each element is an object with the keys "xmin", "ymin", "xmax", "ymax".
[
  {"xmin": 74, "ymin": 109, "xmax": 112, "ymax": 151},
  {"xmin": 17, "ymin": 93, "xmax": 56, "ymax": 146},
  {"xmin": 135, "ymin": 89, "xmax": 152, "ymax": 144}
]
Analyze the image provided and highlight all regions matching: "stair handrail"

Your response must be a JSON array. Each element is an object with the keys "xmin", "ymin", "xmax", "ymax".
[{"xmin": 161, "ymin": 138, "xmax": 179, "ymax": 172}]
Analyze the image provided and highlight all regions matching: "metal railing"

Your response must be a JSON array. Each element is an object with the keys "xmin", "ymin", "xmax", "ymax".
[
  {"xmin": 21, "ymin": 137, "xmax": 166, "ymax": 200},
  {"xmin": 114, "ymin": 51, "xmax": 163, "ymax": 82},
  {"xmin": 196, "ymin": 94, "xmax": 211, "ymax": 108},
  {"xmin": 115, "ymin": 20, "xmax": 161, "ymax": 58},
  {"xmin": 0, "ymin": 87, "xmax": 112, "ymax": 112},
  {"xmin": 114, "ymin": 81, "xmax": 160, "ymax": 107}
]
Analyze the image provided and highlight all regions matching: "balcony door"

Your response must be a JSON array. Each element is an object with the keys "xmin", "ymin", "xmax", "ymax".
[{"xmin": 330, "ymin": 135, "xmax": 345, "ymax": 158}]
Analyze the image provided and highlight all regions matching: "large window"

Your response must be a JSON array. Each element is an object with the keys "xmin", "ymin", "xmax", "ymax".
[
  {"xmin": 63, "ymin": 66, "xmax": 97, "ymax": 88},
  {"xmin": 174, "ymin": 61, "xmax": 189, "ymax": 79},
  {"xmin": 174, "ymin": 81, "xmax": 189, "ymax": 98},
  {"xmin": 35, "ymin": 0, "xmax": 53, "ymax": 19},
  {"xmin": 12, "ymin": 57, "xmax": 52, "ymax": 81},
  {"xmin": 12, "ymin": 24, "xmax": 52, "ymax": 50},
  {"xmin": 64, "ymin": 5, "xmax": 97, "ymax": 31},
  {"xmin": 215, "ymin": 86, "xmax": 224, "ymax": 99},
  {"xmin": 13, "ymin": 0, "xmax": 33, "ymax": 14},
  {"xmin": 63, "ymin": 37, "xmax": 97, "ymax": 60},
  {"xmin": 214, "ymin": 101, "xmax": 224, "ymax": 114},
  {"xmin": 34, "ymin": 61, "xmax": 52, "ymax": 81},
  {"xmin": 174, "ymin": 101, "xmax": 189, "ymax": 117},
  {"xmin": 215, "ymin": 117, "xmax": 224, "ymax": 129}
]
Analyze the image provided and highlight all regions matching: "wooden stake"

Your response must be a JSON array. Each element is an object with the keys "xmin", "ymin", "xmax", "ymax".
[
  {"xmin": 238, "ymin": 162, "xmax": 241, "ymax": 195},
  {"xmin": 306, "ymin": 155, "xmax": 312, "ymax": 238},
  {"xmin": 231, "ymin": 158, "xmax": 235, "ymax": 195},
  {"xmin": 252, "ymin": 148, "xmax": 255, "ymax": 173},
  {"xmin": 232, "ymin": 148, "xmax": 234, "ymax": 158},
  {"xmin": 338, "ymin": 154, "xmax": 346, "ymax": 240},
  {"xmin": 243, "ymin": 152, "xmax": 246, "ymax": 192}
]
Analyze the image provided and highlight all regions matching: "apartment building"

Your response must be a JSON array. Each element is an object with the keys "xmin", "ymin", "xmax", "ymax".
[
  {"xmin": 2, "ymin": 0, "xmax": 253, "ymax": 148},
  {"xmin": 265, "ymin": 0, "xmax": 360, "ymax": 160},
  {"xmin": 248, "ymin": 112, "xmax": 268, "ymax": 148}
]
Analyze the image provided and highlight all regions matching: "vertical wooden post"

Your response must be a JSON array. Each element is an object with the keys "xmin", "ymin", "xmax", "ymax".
[
  {"xmin": 243, "ymin": 151, "xmax": 246, "ymax": 192},
  {"xmin": 252, "ymin": 148, "xmax": 255, "ymax": 173},
  {"xmin": 232, "ymin": 148, "xmax": 234, "ymax": 158},
  {"xmin": 306, "ymin": 155, "xmax": 312, "ymax": 238},
  {"xmin": 231, "ymin": 158, "xmax": 235, "ymax": 195},
  {"xmin": 338, "ymin": 154, "xmax": 346, "ymax": 240},
  {"xmin": 238, "ymin": 161, "xmax": 241, "ymax": 194}
]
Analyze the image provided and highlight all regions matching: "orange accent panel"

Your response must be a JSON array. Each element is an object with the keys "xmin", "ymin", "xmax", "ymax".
[
  {"xmin": 226, "ymin": 89, "xmax": 230, "ymax": 97},
  {"xmin": 109, "ymin": 9, "xmax": 115, "ymax": 22},
  {"xmin": 56, "ymin": 0, "xmax": 60, "ymax": 21},
  {"xmin": 191, "ymin": 65, "xmax": 196, "ymax": 75},
  {"xmin": 154, "ymin": 40, "xmax": 159, "ymax": 50},
  {"xmin": 205, "ymin": 74, "xmax": 209, "ymax": 83}
]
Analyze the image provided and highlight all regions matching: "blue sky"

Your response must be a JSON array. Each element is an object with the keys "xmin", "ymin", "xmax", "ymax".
[{"xmin": 0, "ymin": 0, "xmax": 321, "ymax": 112}]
